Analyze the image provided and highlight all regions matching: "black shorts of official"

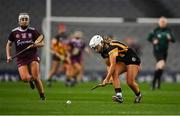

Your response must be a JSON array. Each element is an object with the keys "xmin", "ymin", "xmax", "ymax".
[
  {"xmin": 153, "ymin": 51, "xmax": 167, "ymax": 62},
  {"xmin": 52, "ymin": 54, "xmax": 61, "ymax": 61},
  {"xmin": 116, "ymin": 48, "xmax": 141, "ymax": 65}
]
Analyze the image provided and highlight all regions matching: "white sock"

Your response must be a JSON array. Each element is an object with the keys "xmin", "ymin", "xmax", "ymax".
[{"xmin": 116, "ymin": 92, "xmax": 122, "ymax": 97}]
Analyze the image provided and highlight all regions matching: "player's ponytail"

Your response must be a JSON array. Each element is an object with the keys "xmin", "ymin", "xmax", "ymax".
[{"xmin": 102, "ymin": 35, "xmax": 112, "ymax": 44}]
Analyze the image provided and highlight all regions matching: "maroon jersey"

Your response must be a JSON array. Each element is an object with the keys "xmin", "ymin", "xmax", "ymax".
[
  {"xmin": 8, "ymin": 27, "xmax": 40, "ymax": 67},
  {"xmin": 68, "ymin": 38, "xmax": 86, "ymax": 64}
]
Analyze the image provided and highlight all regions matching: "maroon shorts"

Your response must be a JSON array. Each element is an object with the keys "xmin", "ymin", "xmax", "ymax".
[
  {"xmin": 71, "ymin": 56, "xmax": 82, "ymax": 64},
  {"xmin": 16, "ymin": 55, "xmax": 40, "ymax": 67}
]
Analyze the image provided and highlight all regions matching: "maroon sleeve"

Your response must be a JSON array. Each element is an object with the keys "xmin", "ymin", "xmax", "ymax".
[
  {"xmin": 8, "ymin": 32, "xmax": 14, "ymax": 42},
  {"xmin": 33, "ymin": 29, "xmax": 40, "ymax": 41}
]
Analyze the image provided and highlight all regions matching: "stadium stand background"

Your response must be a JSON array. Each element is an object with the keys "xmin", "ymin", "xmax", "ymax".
[{"xmin": 0, "ymin": 0, "xmax": 179, "ymax": 81}]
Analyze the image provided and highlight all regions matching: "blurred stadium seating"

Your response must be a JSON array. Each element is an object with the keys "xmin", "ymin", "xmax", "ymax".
[{"xmin": 0, "ymin": 0, "xmax": 179, "ymax": 81}]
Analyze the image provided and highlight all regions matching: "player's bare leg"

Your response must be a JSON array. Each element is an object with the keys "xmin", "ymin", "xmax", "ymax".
[
  {"xmin": 18, "ymin": 66, "xmax": 35, "ymax": 89},
  {"xmin": 65, "ymin": 64, "xmax": 76, "ymax": 87},
  {"xmin": 74, "ymin": 63, "xmax": 83, "ymax": 83},
  {"xmin": 112, "ymin": 62, "xmax": 126, "ymax": 103},
  {"xmin": 47, "ymin": 60, "xmax": 59, "ymax": 87},
  {"xmin": 30, "ymin": 61, "xmax": 45, "ymax": 100},
  {"xmin": 126, "ymin": 65, "xmax": 141, "ymax": 103}
]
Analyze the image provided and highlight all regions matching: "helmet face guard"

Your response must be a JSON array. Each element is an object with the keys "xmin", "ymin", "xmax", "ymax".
[
  {"xmin": 18, "ymin": 13, "xmax": 30, "ymax": 26},
  {"xmin": 89, "ymin": 35, "xmax": 103, "ymax": 48}
]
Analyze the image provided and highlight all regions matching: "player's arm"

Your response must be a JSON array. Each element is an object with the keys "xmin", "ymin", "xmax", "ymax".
[
  {"xmin": 32, "ymin": 34, "xmax": 45, "ymax": 48},
  {"xmin": 104, "ymin": 58, "xmax": 110, "ymax": 66},
  {"xmin": 84, "ymin": 47, "xmax": 92, "ymax": 56},
  {"xmin": 50, "ymin": 39, "xmax": 66, "ymax": 61},
  {"xmin": 106, "ymin": 66, "xmax": 113, "ymax": 83},
  {"xmin": 147, "ymin": 32, "xmax": 154, "ymax": 42},
  {"xmin": 167, "ymin": 29, "xmax": 176, "ymax": 43},
  {"xmin": 50, "ymin": 38, "xmax": 61, "ymax": 56},
  {"xmin": 31, "ymin": 29, "xmax": 45, "ymax": 48},
  {"xmin": 65, "ymin": 50, "xmax": 71, "ymax": 64},
  {"xmin": 6, "ymin": 40, "xmax": 13, "ymax": 63},
  {"xmin": 102, "ymin": 48, "xmax": 118, "ymax": 85},
  {"xmin": 147, "ymin": 31, "xmax": 159, "ymax": 45},
  {"xmin": 33, "ymin": 39, "xmax": 45, "ymax": 47},
  {"xmin": 51, "ymin": 38, "xmax": 58, "ymax": 50}
]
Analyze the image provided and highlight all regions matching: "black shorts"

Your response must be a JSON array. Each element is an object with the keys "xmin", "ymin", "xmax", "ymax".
[
  {"xmin": 116, "ymin": 48, "xmax": 141, "ymax": 65},
  {"xmin": 153, "ymin": 51, "xmax": 167, "ymax": 61},
  {"xmin": 52, "ymin": 54, "xmax": 61, "ymax": 61}
]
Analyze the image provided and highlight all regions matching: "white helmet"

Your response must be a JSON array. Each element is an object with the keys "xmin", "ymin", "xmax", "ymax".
[
  {"xmin": 89, "ymin": 35, "xmax": 103, "ymax": 48},
  {"xmin": 18, "ymin": 13, "xmax": 30, "ymax": 22}
]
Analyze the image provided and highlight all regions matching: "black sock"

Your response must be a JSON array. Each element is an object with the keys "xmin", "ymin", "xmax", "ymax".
[
  {"xmin": 152, "ymin": 69, "xmax": 163, "ymax": 89},
  {"xmin": 66, "ymin": 78, "xmax": 71, "ymax": 82},
  {"xmin": 155, "ymin": 69, "xmax": 163, "ymax": 88},
  {"xmin": 135, "ymin": 91, "xmax": 141, "ymax": 96},
  {"xmin": 156, "ymin": 69, "xmax": 163, "ymax": 78},
  {"xmin": 152, "ymin": 70, "xmax": 158, "ymax": 89},
  {"xmin": 40, "ymin": 93, "xmax": 45, "ymax": 98},
  {"xmin": 157, "ymin": 69, "xmax": 163, "ymax": 88},
  {"xmin": 115, "ymin": 88, "xmax": 122, "ymax": 93}
]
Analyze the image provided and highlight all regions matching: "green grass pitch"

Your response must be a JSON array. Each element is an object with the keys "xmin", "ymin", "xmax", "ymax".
[{"xmin": 0, "ymin": 81, "xmax": 180, "ymax": 115}]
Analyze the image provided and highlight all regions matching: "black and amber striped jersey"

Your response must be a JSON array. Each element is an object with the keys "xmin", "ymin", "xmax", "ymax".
[
  {"xmin": 101, "ymin": 40, "xmax": 128, "ymax": 59},
  {"xmin": 52, "ymin": 42, "xmax": 67, "ymax": 56},
  {"xmin": 101, "ymin": 40, "xmax": 141, "ymax": 65}
]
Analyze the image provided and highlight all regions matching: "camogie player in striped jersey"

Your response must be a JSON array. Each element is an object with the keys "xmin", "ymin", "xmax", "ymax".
[
  {"xmin": 46, "ymin": 23, "xmax": 70, "ymax": 87},
  {"xmin": 89, "ymin": 35, "xmax": 142, "ymax": 103}
]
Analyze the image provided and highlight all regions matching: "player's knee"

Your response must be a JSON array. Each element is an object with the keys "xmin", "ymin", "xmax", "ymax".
[
  {"xmin": 112, "ymin": 73, "xmax": 119, "ymax": 80},
  {"xmin": 156, "ymin": 60, "xmax": 165, "ymax": 69},
  {"xmin": 21, "ymin": 75, "xmax": 31, "ymax": 81}
]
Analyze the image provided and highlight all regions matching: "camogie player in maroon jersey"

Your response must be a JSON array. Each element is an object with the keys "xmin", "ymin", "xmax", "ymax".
[{"xmin": 6, "ymin": 13, "xmax": 46, "ymax": 100}]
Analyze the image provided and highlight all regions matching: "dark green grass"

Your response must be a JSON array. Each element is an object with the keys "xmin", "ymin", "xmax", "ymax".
[{"xmin": 0, "ymin": 81, "xmax": 180, "ymax": 115}]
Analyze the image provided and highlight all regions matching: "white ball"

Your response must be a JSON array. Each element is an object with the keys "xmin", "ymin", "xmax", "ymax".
[{"xmin": 66, "ymin": 100, "xmax": 71, "ymax": 104}]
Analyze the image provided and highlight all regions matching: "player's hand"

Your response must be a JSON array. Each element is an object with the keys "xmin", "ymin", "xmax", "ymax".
[
  {"xmin": 153, "ymin": 39, "xmax": 158, "ymax": 45},
  {"xmin": 166, "ymin": 34, "xmax": 172, "ymax": 42},
  {"xmin": 166, "ymin": 34, "xmax": 171, "ymax": 39},
  {"xmin": 6, "ymin": 57, "xmax": 12, "ymax": 63},
  {"xmin": 29, "ymin": 43, "xmax": 35, "ymax": 48},
  {"xmin": 102, "ymin": 78, "xmax": 109, "ymax": 86}
]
